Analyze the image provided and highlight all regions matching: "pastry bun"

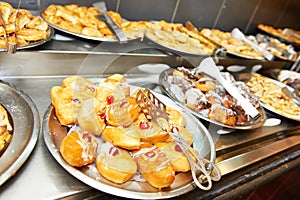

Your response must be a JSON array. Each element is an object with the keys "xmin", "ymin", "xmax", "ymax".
[
  {"xmin": 101, "ymin": 126, "xmax": 140, "ymax": 150},
  {"xmin": 50, "ymin": 76, "xmax": 96, "ymax": 126},
  {"xmin": 96, "ymin": 142, "xmax": 137, "ymax": 184},
  {"xmin": 133, "ymin": 146, "xmax": 175, "ymax": 189},
  {"xmin": 105, "ymin": 97, "xmax": 140, "ymax": 127},
  {"xmin": 60, "ymin": 131, "xmax": 98, "ymax": 167},
  {"xmin": 78, "ymin": 98, "xmax": 106, "ymax": 135}
]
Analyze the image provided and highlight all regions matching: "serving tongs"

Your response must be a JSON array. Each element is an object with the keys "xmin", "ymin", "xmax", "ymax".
[
  {"xmin": 231, "ymin": 28, "xmax": 274, "ymax": 61},
  {"xmin": 135, "ymin": 88, "xmax": 221, "ymax": 190},
  {"xmin": 93, "ymin": 1, "xmax": 127, "ymax": 43},
  {"xmin": 185, "ymin": 21, "xmax": 226, "ymax": 57},
  {"xmin": 196, "ymin": 57, "xmax": 261, "ymax": 119},
  {"xmin": 255, "ymin": 33, "xmax": 295, "ymax": 60}
]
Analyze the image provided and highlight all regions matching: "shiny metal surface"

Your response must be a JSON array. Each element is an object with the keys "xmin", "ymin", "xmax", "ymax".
[
  {"xmin": 0, "ymin": 51, "xmax": 299, "ymax": 199},
  {"xmin": 0, "ymin": 80, "xmax": 40, "ymax": 186}
]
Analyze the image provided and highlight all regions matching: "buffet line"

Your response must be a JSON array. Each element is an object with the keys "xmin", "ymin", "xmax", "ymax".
[{"xmin": 0, "ymin": 1, "xmax": 300, "ymax": 200}]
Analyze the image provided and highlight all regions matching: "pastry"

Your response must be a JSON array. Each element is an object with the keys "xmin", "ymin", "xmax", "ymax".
[
  {"xmin": 60, "ymin": 130, "xmax": 98, "ymax": 167},
  {"xmin": 155, "ymin": 142, "xmax": 191, "ymax": 172},
  {"xmin": 0, "ymin": 104, "xmax": 13, "ymax": 155},
  {"xmin": 168, "ymin": 67, "xmax": 258, "ymax": 125},
  {"xmin": 50, "ymin": 76, "xmax": 96, "ymax": 126},
  {"xmin": 96, "ymin": 142, "xmax": 137, "ymax": 184},
  {"xmin": 0, "ymin": 2, "xmax": 50, "ymax": 48},
  {"xmin": 101, "ymin": 126, "xmax": 140, "ymax": 150},
  {"xmin": 135, "ymin": 113, "xmax": 169, "ymax": 143},
  {"xmin": 95, "ymin": 74, "xmax": 130, "ymax": 104},
  {"xmin": 133, "ymin": 146, "xmax": 175, "ymax": 189},
  {"xmin": 77, "ymin": 98, "xmax": 106, "ymax": 135},
  {"xmin": 105, "ymin": 97, "xmax": 140, "ymax": 127}
]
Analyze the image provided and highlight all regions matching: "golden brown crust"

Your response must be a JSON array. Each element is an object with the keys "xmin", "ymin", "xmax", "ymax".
[
  {"xmin": 133, "ymin": 146, "xmax": 175, "ymax": 189},
  {"xmin": 60, "ymin": 131, "xmax": 98, "ymax": 167},
  {"xmin": 101, "ymin": 126, "xmax": 141, "ymax": 150},
  {"xmin": 96, "ymin": 142, "xmax": 137, "ymax": 184},
  {"xmin": 50, "ymin": 76, "xmax": 96, "ymax": 126}
]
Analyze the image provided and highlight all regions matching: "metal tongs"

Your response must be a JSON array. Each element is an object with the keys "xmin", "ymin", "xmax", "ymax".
[
  {"xmin": 93, "ymin": 1, "xmax": 127, "ymax": 43},
  {"xmin": 135, "ymin": 88, "xmax": 221, "ymax": 190}
]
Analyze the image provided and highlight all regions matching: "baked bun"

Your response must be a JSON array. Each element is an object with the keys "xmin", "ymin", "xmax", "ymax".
[
  {"xmin": 95, "ymin": 74, "xmax": 130, "ymax": 104},
  {"xmin": 78, "ymin": 98, "xmax": 106, "ymax": 135},
  {"xmin": 164, "ymin": 126, "xmax": 194, "ymax": 146},
  {"xmin": 96, "ymin": 142, "xmax": 137, "ymax": 184},
  {"xmin": 133, "ymin": 146, "xmax": 175, "ymax": 189},
  {"xmin": 101, "ymin": 126, "xmax": 140, "ymax": 150},
  {"xmin": 50, "ymin": 76, "xmax": 96, "ymax": 126},
  {"xmin": 105, "ymin": 97, "xmax": 140, "ymax": 127},
  {"xmin": 136, "ymin": 113, "xmax": 169, "ymax": 143},
  {"xmin": 155, "ymin": 142, "xmax": 191, "ymax": 172},
  {"xmin": 60, "ymin": 131, "xmax": 98, "ymax": 167}
]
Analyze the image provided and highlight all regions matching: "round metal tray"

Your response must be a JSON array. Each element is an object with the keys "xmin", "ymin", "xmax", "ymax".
[
  {"xmin": 0, "ymin": 80, "xmax": 40, "ymax": 186},
  {"xmin": 43, "ymin": 86, "xmax": 216, "ymax": 199},
  {"xmin": 159, "ymin": 68, "xmax": 267, "ymax": 130}
]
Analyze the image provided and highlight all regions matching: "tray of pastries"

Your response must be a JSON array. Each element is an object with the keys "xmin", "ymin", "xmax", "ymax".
[
  {"xmin": 144, "ymin": 20, "xmax": 219, "ymax": 56},
  {"xmin": 246, "ymin": 73, "xmax": 300, "ymax": 121},
  {"xmin": 200, "ymin": 28, "xmax": 264, "ymax": 60},
  {"xmin": 248, "ymin": 34, "xmax": 299, "ymax": 61},
  {"xmin": 0, "ymin": 80, "xmax": 39, "ymax": 186},
  {"xmin": 159, "ymin": 66, "xmax": 266, "ymax": 130},
  {"xmin": 43, "ymin": 74, "xmax": 217, "ymax": 199},
  {"xmin": 257, "ymin": 24, "xmax": 300, "ymax": 46},
  {"xmin": 0, "ymin": 2, "xmax": 53, "ymax": 51},
  {"xmin": 40, "ymin": 4, "xmax": 151, "ymax": 41}
]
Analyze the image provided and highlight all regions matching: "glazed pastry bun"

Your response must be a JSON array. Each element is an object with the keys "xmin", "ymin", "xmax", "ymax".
[
  {"xmin": 96, "ymin": 142, "xmax": 137, "ymax": 184},
  {"xmin": 105, "ymin": 97, "xmax": 140, "ymax": 127},
  {"xmin": 95, "ymin": 74, "xmax": 130, "ymax": 104},
  {"xmin": 50, "ymin": 76, "xmax": 96, "ymax": 126},
  {"xmin": 133, "ymin": 146, "xmax": 175, "ymax": 189},
  {"xmin": 60, "ymin": 131, "xmax": 98, "ymax": 167},
  {"xmin": 101, "ymin": 126, "xmax": 140, "ymax": 150},
  {"xmin": 155, "ymin": 141, "xmax": 192, "ymax": 172},
  {"xmin": 78, "ymin": 98, "xmax": 106, "ymax": 135}
]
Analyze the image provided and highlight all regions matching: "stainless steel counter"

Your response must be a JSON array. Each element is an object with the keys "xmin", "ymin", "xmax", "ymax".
[{"xmin": 0, "ymin": 51, "xmax": 299, "ymax": 200}]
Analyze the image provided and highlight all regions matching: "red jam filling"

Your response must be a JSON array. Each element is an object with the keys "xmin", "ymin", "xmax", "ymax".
[
  {"xmin": 88, "ymin": 86, "xmax": 95, "ymax": 92},
  {"xmin": 98, "ymin": 112, "xmax": 106, "ymax": 119},
  {"xmin": 71, "ymin": 98, "xmax": 80, "ymax": 103},
  {"xmin": 175, "ymin": 144, "xmax": 183, "ymax": 153},
  {"xmin": 109, "ymin": 147, "xmax": 119, "ymax": 156},
  {"xmin": 107, "ymin": 95, "xmax": 114, "ymax": 104},
  {"xmin": 145, "ymin": 151, "xmax": 156, "ymax": 158},
  {"xmin": 120, "ymin": 101, "xmax": 128, "ymax": 108},
  {"xmin": 171, "ymin": 126, "xmax": 179, "ymax": 133},
  {"xmin": 139, "ymin": 120, "xmax": 150, "ymax": 129},
  {"xmin": 82, "ymin": 133, "xmax": 92, "ymax": 142}
]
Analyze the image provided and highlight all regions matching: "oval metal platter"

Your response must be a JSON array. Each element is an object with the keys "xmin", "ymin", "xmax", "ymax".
[
  {"xmin": 43, "ymin": 85, "xmax": 216, "ymax": 199},
  {"xmin": 159, "ymin": 68, "xmax": 267, "ymax": 130},
  {"xmin": 0, "ymin": 80, "xmax": 40, "ymax": 186}
]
